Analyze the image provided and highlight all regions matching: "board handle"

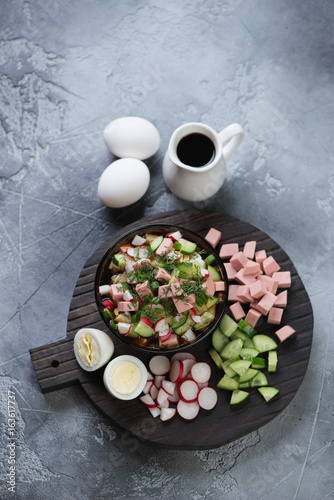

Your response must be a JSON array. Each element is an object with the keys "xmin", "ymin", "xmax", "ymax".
[{"xmin": 30, "ymin": 337, "xmax": 85, "ymax": 393}]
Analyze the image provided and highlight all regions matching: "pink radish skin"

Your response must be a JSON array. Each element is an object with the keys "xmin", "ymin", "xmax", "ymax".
[
  {"xmin": 154, "ymin": 375, "xmax": 165, "ymax": 389},
  {"xmin": 126, "ymin": 247, "xmax": 136, "ymax": 258},
  {"xmin": 158, "ymin": 329, "xmax": 171, "ymax": 343},
  {"xmin": 168, "ymin": 390, "xmax": 181, "ymax": 403},
  {"xmin": 141, "ymin": 317, "xmax": 153, "ymax": 328},
  {"xmin": 149, "ymin": 355, "xmax": 171, "ymax": 376},
  {"xmin": 197, "ymin": 387, "xmax": 218, "ymax": 411},
  {"xmin": 177, "ymin": 400, "xmax": 200, "ymax": 420},
  {"xmin": 190, "ymin": 315, "xmax": 201, "ymax": 324},
  {"xmin": 131, "ymin": 235, "xmax": 146, "ymax": 246},
  {"xmin": 161, "ymin": 380, "xmax": 176, "ymax": 396},
  {"xmin": 191, "ymin": 362, "xmax": 211, "ymax": 384},
  {"xmin": 160, "ymin": 407, "xmax": 176, "ymax": 421},
  {"xmin": 117, "ymin": 322, "xmax": 131, "ymax": 335},
  {"xmin": 169, "ymin": 359, "xmax": 184, "ymax": 383},
  {"xmin": 146, "ymin": 372, "xmax": 154, "ymax": 382},
  {"xmin": 181, "ymin": 358, "xmax": 197, "ymax": 379},
  {"xmin": 122, "ymin": 290, "xmax": 133, "ymax": 302},
  {"xmin": 149, "ymin": 384, "xmax": 158, "ymax": 401},
  {"xmin": 170, "ymin": 352, "xmax": 196, "ymax": 364},
  {"xmin": 168, "ymin": 231, "xmax": 182, "ymax": 242},
  {"xmin": 181, "ymin": 329, "xmax": 197, "ymax": 343},
  {"xmin": 178, "ymin": 379, "xmax": 199, "ymax": 403},
  {"xmin": 139, "ymin": 394, "xmax": 156, "ymax": 408},
  {"xmin": 154, "ymin": 318, "xmax": 170, "ymax": 332}
]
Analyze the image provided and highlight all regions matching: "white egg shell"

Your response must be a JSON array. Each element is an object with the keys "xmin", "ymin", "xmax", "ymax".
[
  {"xmin": 103, "ymin": 116, "xmax": 160, "ymax": 160},
  {"xmin": 98, "ymin": 158, "xmax": 150, "ymax": 208},
  {"xmin": 74, "ymin": 328, "xmax": 114, "ymax": 372}
]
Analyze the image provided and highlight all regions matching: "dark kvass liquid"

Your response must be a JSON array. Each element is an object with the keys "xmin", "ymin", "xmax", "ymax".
[{"xmin": 176, "ymin": 133, "xmax": 215, "ymax": 167}]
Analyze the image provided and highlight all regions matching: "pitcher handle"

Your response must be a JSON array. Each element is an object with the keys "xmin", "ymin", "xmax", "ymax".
[{"xmin": 218, "ymin": 123, "xmax": 244, "ymax": 160}]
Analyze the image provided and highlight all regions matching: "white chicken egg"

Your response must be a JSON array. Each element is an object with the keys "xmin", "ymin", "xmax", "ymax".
[
  {"xmin": 74, "ymin": 328, "xmax": 114, "ymax": 372},
  {"xmin": 97, "ymin": 158, "xmax": 150, "ymax": 208},
  {"xmin": 103, "ymin": 116, "xmax": 160, "ymax": 160}
]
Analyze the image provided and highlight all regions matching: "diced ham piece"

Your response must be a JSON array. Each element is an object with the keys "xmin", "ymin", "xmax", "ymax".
[
  {"xmin": 255, "ymin": 292, "xmax": 277, "ymax": 315},
  {"xmin": 275, "ymin": 290, "xmax": 288, "ymax": 308},
  {"xmin": 204, "ymin": 227, "xmax": 221, "ymax": 248},
  {"xmin": 249, "ymin": 280, "xmax": 267, "ymax": 299},
  {"xmin": 244, "ymin": 308, "xmax": 262, "ymax": 328},
  {"xmin": 173, "ymin": 294, "xmax": 196, "ymax": 314},
  {"xmin": 230, "ymin": 251, "xmax": 249, "ymax": 271},
  {"xmin": 243, "ymin": 241, "xmax": 256, "ymax": 260},
  {"xmin": 159, "ymin": 333, "xmax": 179, "ymax": 348},
  {"xmin": 155, "ymin": 267, "xmax": 172, "ymax": 281},
  {"xmin": 134, "ymin": 258, "xmax": 153, "ymax": 270},
  {"xmin": 272, "ymin": 271, "xmax": 291, "ymax": 288},
  {"xmin": 110, "ymin": 284, "xmax": 124, "ymax": 301},
  {"xmin": 224, "ymin": 262, "xmax": 238, "ymax": 281},
  {"xmin": 219, "ymin": 243, "xmax": 239, "ymax": 259},
  {"xmin": 236, "ymin": 285, "xmax": 252, "ymax": 302},
  {"xmin": 229, "ymin": 302, "xmax": 246, "ymax": 321},
  {"xmin": 214, "ymin": 281, "xmax": 226, "ymax": 292},
  {"xmin": 158, "ymin": 282, "xmax": 183, "ymax": 298},
  {"xmin": 255, "ymin": 249, "xmax": 267, "ymax": 265},
  {"xmin": 202, "ymin": 276, "xmax": 215, "ymax": 296},
  {"xmin": 117, "ymin": 301, "xmax": 138, "ymax": 311},
  {"xmin": 228, "ymin": 284, "xmax": 247, "ymax": 303},
  {"xmin": 136, "ymin": 280, "xmax": 153, "ymax": 300},
  {"xmin": 243, "ymin": 259, "xmax": 261, "ymax": 276},
  {"xmin": 275, "ymin": 325, "xmax": 296, "ymax": 342},
  {"xmin": 155, "ymin": 238, "xmax": 173, "ymax": 256},
  {"xmin": 234, "ymin": 268, "xmax": 257, "ymax": 286},
  {"xmin": 262, "ymin": 256, "xmax": 281, "ymax": 276},
  {"xmin": 257, "ymin": 275, "xmax": 279, "ymax": 294},
  {"xmin": 267, "ymin": 307, "xmax": 284, "ymax": 325}
]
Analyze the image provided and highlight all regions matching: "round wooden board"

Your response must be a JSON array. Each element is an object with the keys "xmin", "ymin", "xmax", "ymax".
[{"xmin": 30, "ymin": 210, "xmax": 313, "ymax": 450}]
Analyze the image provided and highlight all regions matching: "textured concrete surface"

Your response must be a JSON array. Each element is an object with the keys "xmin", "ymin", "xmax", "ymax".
[{"xmin": 1, "ymin": 1, "xmax": 333, "ymax": 499}]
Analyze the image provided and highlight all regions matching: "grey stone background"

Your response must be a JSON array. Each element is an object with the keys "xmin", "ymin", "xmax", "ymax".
[{"xmin": 1, "ymin": 1, "xmax": 333, "ymax": 499}]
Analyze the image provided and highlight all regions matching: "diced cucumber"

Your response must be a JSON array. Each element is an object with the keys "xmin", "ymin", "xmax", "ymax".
[
  {"xmin": 249, "ymin": 371, "xmax": 268, "ymax": 387},
  {"xmin": 194, "ymin": 312, "xmax": 214, "ymax": 331},
  {"xmin": 230, "ymin": 389, "xmax": 250, "ymax": 405},
  {"xmin": 113, "ymin": 253, "xmax": 127, "ymax": 269},
  {"xmin": 102, "ymin": 308, "xmax": 113, "ymax": 321},
  {"xmin": 177, "ymin": 261, "xmax": 201, "ymax": 278},
  {"xmin": 258, "ymin": 387, "xmax": 279, "ymax": 402},
  {"xmin": 178, "ymin": 238, "xmax": 197, "ymax": 255},
  {"xmin": 252, "ymin": 334, "xmax": 278, "ymax": 353},
  {"xmin": 208, "ymin": 348, "xmax": 223, "ymax": 369},
  {"xmin": 268, "ymin": 351, "xmax": 278, "ymax": 372},
  {"xmin": 222, "ymin": 359, "xmax": 238, "ymax": 378},
  {"xmin": 240, "ymin": 347, "xmax": 260, "ymax": 360},
  {"xmin": 219, "ymin": 314, "xmax": 238, "ymax": 338},
  {"xmin": 220, "ymin": 338, "xmax": 243, "ymax": 360},
  {"xmin": 134, "ymin": 320, "xmax": 155, "ymax": 337},
  {"xmin": 238, "ymin": 319, "xmax": 257, "ymax": 338},
  {"xmin": 127, "ymin": 325, "xmax": 139, "ymax": 338},
  {"xmin": 238, "ymin": 368, "xmax": 259, "ymax": 383},
  {"xmin": 171, "ymin": 312, "xmax": 188, "ymax": 329},
  {"xmin": 239, "ymin": 382, "xmax": 250, "ymax": 389},
  {"xmin": 174, "ymin": 315, "xmax": 194, "ymax": 336},
  {"xmin": 212, "ymin": 328, "xmax": 229, "ymax": 352},
  {"xmin": 207, "ymin": 265, "xmax": 221, "ymax": 281},
  {"xmin": 229, "ymin": 359, "xmax": 252, "ymax": 376},
  {"xmin": 251, "ymin": 357, "xmax": 267, "ymax": 369},
  {"xmin": 151, "ymin": 235, "xmax": 164, "ymax": 252},
  {"xmin": 243, "ymin": 337, "xmax": 255, "ymax": 349},
  {"xmin": 204, "ymin": 254, "xmax": 216, "ymax": 266},
  {"xmin": 230, "ymin": 328, "xmax": 250, "ymax": 342},
  {"xmin": 217, "ymin": 374, "xmax": 239, "ymax": 391},
  {"xmin": 206, "ymin": 295, "xmax": 218, "ymax": 309}
]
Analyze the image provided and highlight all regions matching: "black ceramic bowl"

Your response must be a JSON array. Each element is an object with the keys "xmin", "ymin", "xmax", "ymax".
[{"xmin": 95, "ymin": 223, "xmax": 228, "ymax": 353}]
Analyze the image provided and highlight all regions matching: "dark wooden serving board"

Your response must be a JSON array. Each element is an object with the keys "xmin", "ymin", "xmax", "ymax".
[{"xmin": 29, "ymin": 210, "xmax": 313, "ymax": 450}]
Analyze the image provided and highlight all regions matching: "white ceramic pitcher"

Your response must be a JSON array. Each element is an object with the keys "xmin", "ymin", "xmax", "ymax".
[{"xmin": 162, "ymin": 122, "xmax": 244, "ymax": 202}]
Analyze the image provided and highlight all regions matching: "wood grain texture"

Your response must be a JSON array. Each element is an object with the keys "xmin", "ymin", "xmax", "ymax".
[{"xmin": 29, "ymin": 210, "xmax": 313, "ymax": 450}]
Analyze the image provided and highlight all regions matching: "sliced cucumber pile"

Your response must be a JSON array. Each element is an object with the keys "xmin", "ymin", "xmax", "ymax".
[{"xmin": 208, "ymin": 314, "xmax": 279, "ymax": 405}]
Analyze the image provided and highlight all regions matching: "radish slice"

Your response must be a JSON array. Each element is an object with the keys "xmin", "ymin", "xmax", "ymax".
[
  {"xmin": 200, "ymin": 268, "xmax": 209, "ymax": 278},
  {"xmin": 139, "ymin": 247, "xmax": 149, "ymax": 258},
  {"xmin": 154, "ymin": 318, "xmax": 170, "ymax": 332},
  {"xmin": 178, "ymin": 379, "xmax": 199, "ymax": 403},
  {"xmin": 146, "ymin": 371, "xmax": 154, "ymax": 382},
  {"xmin": 149, "ymin": 384, "xmax": 158, "ymax": 400},
  {"xmin": 161, "ymin": 379, "xmax": 176, "ymax": 396},
  {"xmin": 154, "ymin": 375, "xmax": 165, "ymax": 389},
  {"xmin": 159, "ymin": 330, "xmax": 171, "ymax": 343},
  {"xmin": 169, "ymin": 359, "xmax": 184, "ymax": 383},
  {"xmin": 191, "ymin": 362, "xmax": 211, "ymax": 384},
  {"xmin": 157, "ymin": 388, "xmax": 169, "ymax": 407},
  {"xmin": 198, "ymin": 380, "xmax": 209, "ymax": 389},
  {"xmin": 126, "ymin": 247, "xmax": 136, "ymax": 258},
  {"xmin": 160, "ymin": 407, "xmax": 176, "ymax": 421},
  {"xmin": 181, "ymin": 358, "xmax": 197, "ymax": 379},
  {"xmin": 190, "ymin": 315, "xmax": 201, "ymax": 324},
  {"xmin": 139, "ymin": 394, "xmax": 156, "ymax": 408},
  {"xmin": 159, "ymin": 399, "xmax": 170, "ymax": 409},
  {"xmin": 141, "ymin": 317, "xmax": 153, "ymax": 328},
  {"xmin": 117, "ymin": 322, "xmax": 131, "ymax": 335},
  {"xmin": 123, "ymin": 290, "xmax": 133, "ymax": 302},
  {"xmin": 143, "ymin": 380, "xmax": 153, "ymax": 394},
  {"xmin": 131, "ymin": 235, "xmax": 147, "ymax": 246},
  {"xmin": 125, "ymin": 260, "xmax": 135, "ymax": 274},
  {"xmin": 149, "ymin": 355, "xmax": 171, "ymax": 376},
  {"xmin": 168, "ymin": 231, "xmax": 182, "ymax": 241},
  {"xmin": 170, "ymin": 352, "xmax": 196, "ymax": 364},
  {"xmin": 99, "ymin": 285, "xmax": 111, "ymax": 295},
  {"xmin": 168, "ymin": 390, "xmax": 181, "ymax": 403},
  {"xmin": 177, "ymin": 400, "xmax": 200, "ymax": 420},
  {"xmin": 148, "ymin": 406, "xmax": 161, "ymax": 418},
  {"xmin": 197, "ymin": 387, "xmax": 218, "ymax": 410},
  {"xmin": 181, "ymin": 329, "xmax": 197, "ymax": 343}
]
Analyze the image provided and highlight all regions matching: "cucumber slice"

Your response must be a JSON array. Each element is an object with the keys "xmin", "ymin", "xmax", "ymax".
[
  {"xmin": 252, "ymin": 334, "xmax": 278, "ymax": 353},
  {"xmin": 249, "ymin": 371, "xmax": 268, "ymax": 387},
  {"xmin": 217, "ymin": 374, "xmax": 239, "ymax": 391},
  {"xmin": 177, "ymin": 261, "xmax": 202, "ymax": 279},
  {"xmin": 208, "ymin": 348, "xmax": 223, "ymax": 369},
  {"xmin": 238, "ymin": 382, "xmax": 250, "ymax": 389},
  {"xmin": 134, "ymin": 320, "xmax": 155, "ymax": 338},
  {"xmin": 174, "ymin": 315, "xmax": 194, "ymax": 336},
  {"xmin": 212, "ymin": 328, "xmax": 229, "ymax": 352},
  {"xmin": 268, "ymin": 351, "xmax": 278, "ymax": 372},
  {"xmin": 206, "ymin": 295, "xmax": 218, "ymax": 309},
  {"xmin": 207, "ymin": 265, "xmax": 221, "ymax": 281},
  {"xmin": 243, "ymin": 337, "xmax": 255, "ymax": 349},
  {"xmin": 151, "ymin": 235, "xmax": 164, "ymax": 252},
  {"xmin": 238, "ymin": 368, "xmax": 259, "ymax": 383},
  {"xmin": 171, "ymin": 312, "xmax": 188, "ymax": 329},
  {"xmin": 230, "ymin": 328, "xmax": 250, "ymax": 342},
  {"xmin": 230, "ymin": 390, "xmax": 250, "ymax": 405},
  {"xmin": 194, "ymin": 312, "xmax": 214, "ymax": 331},
  {"xmin": 113, "ymin": 253, "xmax": 127, "ymax": 269},
  {"xmin": 237, "ymin": 319, "xmax": 257, "ymax": 338},
  {"xmin": 221, "ymin": 359, "xmax": 238, "ymax": 378},
  {"xmin": 229, "ymin": 359, "xmax": 252, "ymax": 376},
  {"xmin": 178, "ymin": 238, "xmax": 197, "ymax": 255},
  {"xmin": 219, "ymin": 314, "xmax": 238, "ymax": 338},
  {"xmin": 220, "ymin": 338, "xmax": 243, "ymax": 360},
  {"xmin": 240, "ymin": 347, "xmax": 260, "ymax": 360},
  {"xmin": 258, "ymin": 386, "xmax": 279, "ymax": 402},
  {"xmin": 204, "ymin": 254, "xmax": 216, "ymax": 266},
  {"xmin": 251, "ymin": 357, "xmax": 267, "ymax": 369}
]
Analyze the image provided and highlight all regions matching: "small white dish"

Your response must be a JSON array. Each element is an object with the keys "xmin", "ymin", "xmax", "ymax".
[{"xmin": 103, "ymin": 355, "xmax": 147, "ymax": 400}]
